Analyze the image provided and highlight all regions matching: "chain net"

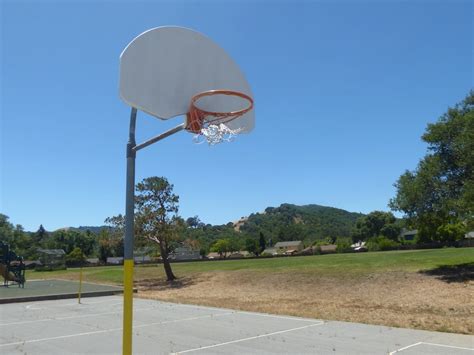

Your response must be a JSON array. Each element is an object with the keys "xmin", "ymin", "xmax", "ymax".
[{"xmin": 193, "ymin": 123, "xmax": 242, "ymax": 145}]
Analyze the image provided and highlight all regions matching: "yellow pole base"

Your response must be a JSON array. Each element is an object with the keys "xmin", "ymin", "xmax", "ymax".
[{"xmin": 122, "ymin": 259, "xmax": 134, "ymax": 355}]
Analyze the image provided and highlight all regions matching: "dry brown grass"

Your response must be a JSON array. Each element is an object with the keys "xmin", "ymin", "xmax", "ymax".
[{"xmin": 138, "ymin": 270, "xmax": 474, "ymax": 334}]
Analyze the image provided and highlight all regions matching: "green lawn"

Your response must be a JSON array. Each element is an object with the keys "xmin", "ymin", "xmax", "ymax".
[{"xmin": 28, "ymin": 248, "xmax": 473, "ymax": 285}]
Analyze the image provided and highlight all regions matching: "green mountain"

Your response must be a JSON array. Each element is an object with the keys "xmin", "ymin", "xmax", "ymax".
[{"xmin": 236, "ymin": 203, "xmax": 364, "ymax": 243}]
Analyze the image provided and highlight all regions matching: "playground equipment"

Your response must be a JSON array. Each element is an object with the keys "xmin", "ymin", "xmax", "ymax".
[{"xmin": 0, "ymin": 241, "xmax": 26, "ymax": 288}]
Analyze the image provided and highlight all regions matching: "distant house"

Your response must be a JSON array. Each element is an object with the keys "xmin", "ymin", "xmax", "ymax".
[
  {"xmin": 262, "ymin": 247, "xmax": 278, "ymax": 256},
  {"xmin": 86, "ymin": 258, "xmax": 99, "ymax": 265},
  {"xmin": 319, "ymin": 244, "xmax": 337, "ymax": 254},
  {"xmin": 400, "ymin": 229, "xmax": 417, "ymax": 241},
  {"xmin": 351, "ymin": 241, "xmax": 367, "ymax": 252},
  {"xmin": 274, "ymin": 241, "xmax": 303, "ymax": 254},
  {"xmin": 300, "ymin": 246, "xmax": 314, "ymax": 255},
  {"xmin": 134, "ymin": 255, "xmax": 151, "ymax": 263},
  {"xmin": 228, "ymin": 251, "xmax": 250, "ymax": 259},
  {"xmin": 107, "ymin": 257, "xmax": 124, "ymax": 265},
  {"xmin": 206, "ymin": 252, "xmax": 222, "ymax": 259},
  {"xmin": 170, "ymin": 246, "xmax": 200, "ymax": 261},
  {"xmin": 461, "ymin": 231, "xmax": 474, "ymax": 247}
]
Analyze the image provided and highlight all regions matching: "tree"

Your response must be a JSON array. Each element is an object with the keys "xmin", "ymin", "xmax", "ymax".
[
  {"xmin": 34, "ymin": 224, "xmax": 47, "ymax": 244},
  {"xmin": 186, "ymin": 216, "xmax": 204, "ymax": 229},
  {"xmin": 104, "ymin": 215, "xmax": 127, "ymax": 257},
  {"xmin": 245, "ymin": 238, "xmax": 259, "ymax": 255},
  {"xmin": 97, "ymin": 229, "xmax": 113, "ymax": 264},
  {"xmin": 210, "ymin": 239, "xmax": 231, "ymax": 258},
  {"xmin": 0, "ymin": 214, "xmax": 14, "ymax": 244},
  {"xmin": 135, "ymin": 177, "xmax": 180, "ymax": 281},
  {"xmin": 66, "ymin": 247, "xmax": 86, "ymax": 267},
  {"xmin": 390, "ymin": 91, "xmax": 474, "ymax": 235},
  {"xmin": 258, "ymin": 232, "xmax": 266, "ymax": 254},
  {"xmin": 352, "ymin": 211, "xmax": 397, "ymax": 241}
]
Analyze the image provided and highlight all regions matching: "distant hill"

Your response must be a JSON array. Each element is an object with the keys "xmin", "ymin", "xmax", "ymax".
[
  {"xmin": 55, "ymin": 226, "xmax": 112, "ymax": 234},
  {"xmin": 53, "ymin": 204, "xmax": 363, "ymax": 244},
  {"xmin": 236, "ymin": 203, "xmax": 363, "ymax": 242}
]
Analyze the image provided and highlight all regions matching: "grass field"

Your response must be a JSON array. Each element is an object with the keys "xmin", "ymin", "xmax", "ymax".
[{"xmin": 29, "ymin": 248, "xmax": 474, "ymax": 334}]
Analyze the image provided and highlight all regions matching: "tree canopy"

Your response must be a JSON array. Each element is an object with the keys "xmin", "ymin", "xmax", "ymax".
[{"xmin": 390, "ymin": 91, "xmax": 473, "ymax": 241}]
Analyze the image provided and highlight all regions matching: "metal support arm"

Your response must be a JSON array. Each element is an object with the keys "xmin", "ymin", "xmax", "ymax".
[{"xmin": 133, "ymin": 123, "xmax": 186, "ymax": 152}]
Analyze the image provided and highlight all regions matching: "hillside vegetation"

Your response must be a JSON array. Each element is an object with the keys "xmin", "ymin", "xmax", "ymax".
[{"xmin": 239, "ymin": 204, "xmax": 363, "ymax": 242}]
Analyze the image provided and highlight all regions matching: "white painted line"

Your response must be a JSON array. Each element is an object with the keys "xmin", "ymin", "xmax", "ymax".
[
  {"xmin": 389, "ymin": 342, "xmax": 423, "ymax": 354},
  {"xmin": 0, "ymin": 312, "xmax": 235, "ymax": 347},
  {"xmin": 22, "ymin": 298, "xmax": 121, "ymax": 310},
  {"xmin": 421, "ymin": 342, "xmax": 474, "ymax": 351},
  {"xmin": 389, "ymin": 341, "xmax": 474, "ymax": 354},
  {"xmin": 0, "ymin": 307, "xmax": 153, "ymax": 326},
  {"xmin": 173, "ymin": 322, "xmax": 325, "ymax": 354}
]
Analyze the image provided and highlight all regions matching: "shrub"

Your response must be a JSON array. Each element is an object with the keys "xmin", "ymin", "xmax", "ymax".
[
  {"xmin": 66, "ymin": 247, "xmax": 86, "ymax": 267},
  {"xmin": 336, "ymin": 238, "xmax": 352, "ymax": 253},
  {"xmin": 366, "ymin": 236, "xmax": 400, "ymax": 251},
  {"xmin": 436, "ymin": 223, "xmax": 466, "ymax": 245}
]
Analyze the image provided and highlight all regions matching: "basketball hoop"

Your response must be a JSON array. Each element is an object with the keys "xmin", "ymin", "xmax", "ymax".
[{"xmin": 186, "ymin": 90, "xmax": 254, "ymax": 145}]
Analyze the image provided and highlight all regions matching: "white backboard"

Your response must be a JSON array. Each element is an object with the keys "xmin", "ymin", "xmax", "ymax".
[{"xmin": 119, "ymin": 26, "xmax": 254, "ymax": 133}]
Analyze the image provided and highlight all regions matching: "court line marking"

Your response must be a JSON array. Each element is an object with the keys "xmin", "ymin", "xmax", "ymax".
[
  {"xmin": 0, "ymin": 307, "xmax": 153, "ymax": 326},
  {"xmin": 389, "ymin": 341, "xmax": 474, "ymax": 354},
  {"xmin": 172, "ymin": 322, "xmax": 325, "ymax": 354},
  {"xmin": 389, "ymin": 342, "xmax": 423, "ymax": 354},
  {"xmin": 0, "ymin": 312, "xmax": 235, "ymax": 347},
  {"xmin": 22, "ymin": 298, "xmax": 122, "ymax": 309},
  {"xmin": 421, "ymin": 342, "xmax": 474, "ymax": 351}
]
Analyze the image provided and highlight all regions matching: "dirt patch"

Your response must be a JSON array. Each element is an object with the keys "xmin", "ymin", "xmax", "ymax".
[{"xmin": 138, "ymin": 270, "xmax": 474, "ymax": 334}]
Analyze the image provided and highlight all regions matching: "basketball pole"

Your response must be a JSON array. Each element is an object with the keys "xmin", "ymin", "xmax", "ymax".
[
  {"xmin": 123, "ymin": 107, "xmax": 137, "ymax": 355},
  {"xmin": 122, "ymin": 108, "xmax": 184, "ymax": 355}
]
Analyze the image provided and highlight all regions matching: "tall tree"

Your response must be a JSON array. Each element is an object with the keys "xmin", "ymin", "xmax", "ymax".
[
  {"xmin": 34, "ymin": 224, "xmax": 47, "ymax": 244},
  {"xmin": 258, "ymin": 232, "xmax": 266, "ymax": 255},
  {"xmin": 390, "ymin": 91, "xmax": 474, "ymax": 238},
  {"xmin": 352, "ymin": 211, "xmax": 397, "ymax": 241},
  {"xmin": 135, "ymin": 177, "xmax": 180, "ymax": 281}
]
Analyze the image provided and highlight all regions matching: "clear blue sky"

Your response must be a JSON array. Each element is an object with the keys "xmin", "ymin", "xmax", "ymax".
[{"xmin": 1, "ymin": 1, "xmax": 472, "ymax": 232}]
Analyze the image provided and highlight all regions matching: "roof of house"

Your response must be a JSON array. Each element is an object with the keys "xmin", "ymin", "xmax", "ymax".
[
  {"xmin": 274, "ymin": 241, "xmax": 302, "ymax": 248},
  {"xmin": 37, "ymin": 248, "xmax": 66, "ymax": 255},
  {"xmin": 401, "ymin": 229, "xmax": 418, "ymax": 236},
  {"xmin": 465, "ymin": 231, "xmax": 474, "ymax": 239},
  {"xmin": 262, "ymin": 248, "xmax": 277, "ymax": 254},
  {"xmin": 320, "ymin": 244, "xmax": 337, "ymax": 252}
]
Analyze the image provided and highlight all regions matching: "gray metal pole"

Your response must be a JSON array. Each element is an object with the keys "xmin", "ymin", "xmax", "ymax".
[
  {"xmin": 123, "ymin": 107, "xmax": 137, "ymax": 355},
  {"xmin": 121, "ymin": 108, "xmax": 183, "ymax": 355},
  {"xmin": 124, "ymin": 107, "xmax": 137, "ymax": 260}
]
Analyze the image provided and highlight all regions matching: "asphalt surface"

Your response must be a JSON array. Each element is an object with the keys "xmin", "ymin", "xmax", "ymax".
[{"xmin": 0, "ymin": 295, "xmax": 472, "ymax": 354}]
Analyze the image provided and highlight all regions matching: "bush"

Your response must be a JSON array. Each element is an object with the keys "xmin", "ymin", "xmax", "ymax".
[
  {"xmin": 66, "ymin": 247, "xmax": 86, "ymax": 267},
  {"xmin": 436, "ymin": 223, "xmax": 466, "ymax": 245},
  {"xmin": 336, "ymin": 238, "xmax": 352, "ymax": 253},
  {"xmin": 366, "ymin": 236, "xmax": 400, "ymax": 251}
]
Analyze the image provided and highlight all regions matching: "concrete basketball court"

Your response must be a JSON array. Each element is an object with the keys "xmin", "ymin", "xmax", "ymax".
[{"xmin": 0, "ymin": 295, "xmax": 472, "ymax": 354}]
